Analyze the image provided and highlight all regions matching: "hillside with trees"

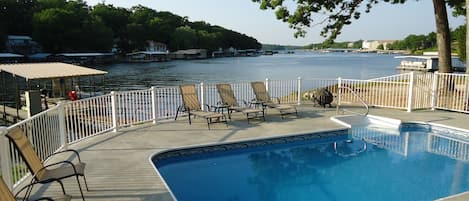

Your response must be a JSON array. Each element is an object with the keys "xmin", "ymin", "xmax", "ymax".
[
  {"xmin": 253, "ymin": 0, "xmax": 465, "ymax": 73},
  {"xmin": 0, "ymin": 0, "xmax": 261, "ymax": 54},
  {"xmin": 303, "ymin": 25, "xmax": 466, "ymax": 61}
]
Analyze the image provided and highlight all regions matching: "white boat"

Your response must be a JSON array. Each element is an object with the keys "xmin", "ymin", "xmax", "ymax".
[{"xmin": 395, "ymin": 55, "xmax": 466, "ymax": 72}]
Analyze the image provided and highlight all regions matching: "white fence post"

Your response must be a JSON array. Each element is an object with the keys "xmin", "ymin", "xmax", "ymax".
[
  {"xmin": 466, "ymin": 75, "xmax": 469, "ymax": 111},
  {"xmin": 265, "ymin": 78, "xmax": 269, "ymax": 92},
  {"xmin": 58, "ymin": 102, "xmax": 68, "ymax": 149},
  {"xmin": 111, "ymin": 91, "xmax": 118, "ymax": 132},
  {"xmin": 151, "ymin": 86, "xmax": 158, "ymax": 124},
  {"xmin": 431, "ymin": 72, "xmax": 439, "ymax": 111},
  {"xmin": 407, "ymin": 72, "xmax": 415, "ymax": 112},
  {"xmin": 336, "ymin": 77, "xmax": 342, "ymax": 114},
  {"xmin": 200, "ymin": 82, "xmax": 205, "ymax": 111},
  {"xmin": 0, "ymin": 126, "xmax": 13, "ymax": 188},
  {"xmin": 297, "ymin": 77, "xmax": 302, "ymax": 105}
]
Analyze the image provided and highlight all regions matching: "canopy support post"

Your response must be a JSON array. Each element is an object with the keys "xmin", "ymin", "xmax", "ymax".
[
  {"xmin": 15, "ymin": 75, "xmax": 19, "ymax": 122},
  {"xmin": 1, "ymin": 71, "xmax": 6, "ymax": 121}
]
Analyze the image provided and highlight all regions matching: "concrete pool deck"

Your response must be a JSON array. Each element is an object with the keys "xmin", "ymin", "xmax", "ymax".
[{"xmin": 25, "ymin": 104, "xmax": 469, "ymax": 201}]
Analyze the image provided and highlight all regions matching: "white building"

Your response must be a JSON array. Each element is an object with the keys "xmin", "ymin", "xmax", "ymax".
[
  {"xmin": 6, "ymin": 35, "xmax": 41, "ymax": 54},
  {"xmin": 146, "ymin": 41, "xmax": 168, "ymax": 53},
  {"xmin": 362, "ymin": 40, "xmax": 397, "ymax": 50}
]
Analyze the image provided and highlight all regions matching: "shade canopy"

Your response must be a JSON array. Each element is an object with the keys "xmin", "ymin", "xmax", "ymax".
[{"xmin": 0, "ymin": 62, "xmax": 107, "ymax": 80}]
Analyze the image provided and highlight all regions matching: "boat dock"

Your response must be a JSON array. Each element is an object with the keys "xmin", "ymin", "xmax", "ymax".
[{"xmin": 1, "ymin": 105, "xmax": 28, "ymax": 123}]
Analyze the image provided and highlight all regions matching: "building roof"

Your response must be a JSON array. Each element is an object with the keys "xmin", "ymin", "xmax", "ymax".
[
  {"xmin": 126, "ymin": 51, "xmax": 168, "ymax": 56},
  {"xmin": 0, "ymin": 62, "xmax": 107, "ymax": 80},
  {"xmin": 172, "ymin": 49, "xmax": 206, "ymax": 55},
  {"xmin": 7, "ymin": 35, "xmax": 32, "ymax": 40},
  {"xmin": 0, "ymin": 53, "xmax": 24, "ymax": 58},
  {"xmin": 57, "ymin": 53, "xmax": 115, "ymax": 57},
  {"xmin": 395, "ymin": 56, "xmax": 439, "ymax": 59},
  {"xmin": 29, "ymin": 53, "xmax": 52, "ymax": 59}
]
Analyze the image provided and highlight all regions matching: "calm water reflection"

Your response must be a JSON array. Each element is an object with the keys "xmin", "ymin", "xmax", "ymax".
[{"xmin": 96, "ymin": 51, "xmax": 400, "ymax": 91}]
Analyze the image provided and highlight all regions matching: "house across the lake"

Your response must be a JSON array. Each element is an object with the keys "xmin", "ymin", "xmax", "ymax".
[
  {"xmin": 56, "ymin": 52, "xmax": 116, "ymax": 65},
  {"xmin": 0, "ymin": 53, "xmax": 24, "ymax": 63},
  {"xmin": 126, "ymin": 41, "xmax": 170, "ymax": 62},
  {"xmin": 170, "ymin": 49, "xmax": 207, "ymax": 59},
  {"xmin": 6, "ymin": 35, "xmax": 42, "ymax": 55},
  {"xmin": 362, "ymin": 40, "xmax": 397, "ymax": 50}
]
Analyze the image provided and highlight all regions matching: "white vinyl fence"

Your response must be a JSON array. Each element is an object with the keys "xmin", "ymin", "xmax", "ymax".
[
  {"xmin": 1, "ymin": 72, "xmax": 469, "ymax": 189},
  {"xmin": 340, "ymin": 73, "xmax": 412, "ymax": 110},
  {"xmin": 433, "ymin": 73, "xmax": 469, "ymax": 113}
]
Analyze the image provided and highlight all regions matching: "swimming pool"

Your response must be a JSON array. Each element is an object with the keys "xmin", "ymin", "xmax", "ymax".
[{"xmin": 150, "ymin": 123, "xmax": 469, "ymax": 201}]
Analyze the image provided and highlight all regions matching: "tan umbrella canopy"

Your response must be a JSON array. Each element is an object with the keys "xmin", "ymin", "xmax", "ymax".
[
  {"xmin": 0, "ymin": 62, "xmax": 107, "ymax": 80},
  {"xmin": 0, "ymin": 62, "xmax": 107, "ymax": 123}
]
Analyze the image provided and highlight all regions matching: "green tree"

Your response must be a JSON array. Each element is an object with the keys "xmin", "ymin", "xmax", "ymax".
[
  {"xmin": 196, "ymin": 30, "xmax": 223, "ymax": 52},
  {"xmin": 33, "ymin": 0, "xmax": 112, "ymax": 52},
  {"xmin": 353, "ymin": 40, "xmax": 363, "ymax": 49},
  {"xmin": 127, "ymin": 6, "xmax": 187, "ymax": 51},
  {"xmin": 0, "ymin": 0, "xmax": 37, "ymax": 50},
  {"xmin": 35, "ymin": 0, "xmax": 67, "ymax": 11},
  {"xmin": 453, "ymin": 25, "xmax": 466, "ymax": 61},
  {"xmin": 6, "ymin": 0, "xmax": 261, "ymax": 54},
  {"xmin": 127, "ymin": 5, "xmax": 158, "ymax": 50},
  {"xmin": 171, "ymin": 26, "xmax": 197, "ymax": 50},
  {"xmin": 91, "ymin": 3, "xmax": 131, "ymax": 52},
  {"xmin": 252, "ymin": 0, "xmax": 458, "ymax": 73},
  {"xmin": 152, "ymin": 11, "xmax": 186, "ymax": 45}
]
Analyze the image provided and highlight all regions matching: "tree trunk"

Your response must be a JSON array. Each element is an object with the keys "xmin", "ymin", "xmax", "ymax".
[
  {"xmin": 466, "ymin": 0, "xmax": 469, "ymax": 74},
  {"xmin": 433, "ymin": 0, "xmax": 453, "ymax": 73}
]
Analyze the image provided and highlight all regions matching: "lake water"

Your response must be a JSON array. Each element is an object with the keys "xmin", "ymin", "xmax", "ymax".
[{"xmin": 97, "ymin": 51, "xmax": 400, "ymax": 91}]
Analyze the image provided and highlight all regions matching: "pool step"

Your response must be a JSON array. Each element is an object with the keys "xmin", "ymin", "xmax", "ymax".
[
  {"xmin": 330, "ymin": 114, "xmax": 401, "ymax": 129},
  {"xmin": 435, "ymin": 191, "xmax": 469, "ymax": 201}
]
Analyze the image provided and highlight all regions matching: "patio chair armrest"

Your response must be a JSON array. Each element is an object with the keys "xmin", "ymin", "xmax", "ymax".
[
  {"xmin": 45, "ymin": 149, "xmax": 82, "ymax": 163},
  {"xmin": 40, "ymin": 161, "xmax": 80, "ymax": 176}
]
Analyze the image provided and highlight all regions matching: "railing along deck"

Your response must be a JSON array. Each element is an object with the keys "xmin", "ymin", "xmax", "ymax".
[{"xmin": 1, "ymin": 72, "xmax": 468, "ymax": 191}]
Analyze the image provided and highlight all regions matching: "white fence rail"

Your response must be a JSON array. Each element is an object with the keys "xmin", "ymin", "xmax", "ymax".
[
  {"xmin": 2, "ymin": 72, "xmax": 469, "ymax": 189},
  {"xmin": 434, "ymin": 73, "xmax": 469, "ymax": 113},
  {"xmin": 116, "ymin": 89, "xmax": 154, "ymax": 127},
  {"xmin": 412, "ymin": 73, "xmax": 434, "ymax": 110},
  {"xmin": 65, "ymin": 94, "xmax": 114, "ymax": 143},
  {"xmin": 301, "ymin": 78, "xmax": 339, "ymax": 104},
  {"xmin": 267, "ymin": 79, "xmax": 300, "ymax": 104},
  {"xmin": 340, "ymin": 73, "xmax": 412, "ymax": 110},
  {"xmin": 1, "ymin": 106, "xmax": 64, "ymax": 188},
  {"xmin": 154, "ymin": 87, "xmax": 181, "ymax": 120}
]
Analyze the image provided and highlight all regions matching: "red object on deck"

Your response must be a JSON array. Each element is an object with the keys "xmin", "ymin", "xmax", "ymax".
[{"xmin": 68, "ymin": 91, "xmax": 78, "ymax": 101}]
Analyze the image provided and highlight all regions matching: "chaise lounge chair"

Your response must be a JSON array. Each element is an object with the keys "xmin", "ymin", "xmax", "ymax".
[
  {"xmin": 5, "ymin": 127, "xmax": 88, "ymax": 201},
  {"xmin": 175, "ymin": 84, "xmax": 227, "ymax": 129},
  {"xmin": 1, "ymin": 175, "xmax": 71, "ymax": 201},
  {"xmin": 250, "ymin": 81, "xmax": 298, "ymax": 118},
  {"xmin": 216, "ymin": 83, "xmax": 265, "ymax": 123}
]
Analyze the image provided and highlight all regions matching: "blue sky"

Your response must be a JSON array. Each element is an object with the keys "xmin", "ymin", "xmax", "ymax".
[{"xmin": 86, "ymin": 0, "xmax": 465, "ymax": 46}]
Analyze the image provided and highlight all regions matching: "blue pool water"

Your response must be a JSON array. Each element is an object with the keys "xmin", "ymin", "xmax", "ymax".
[{"xmin": 151, "ymin": 124, "xmax": 469, "ymax": 201}]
